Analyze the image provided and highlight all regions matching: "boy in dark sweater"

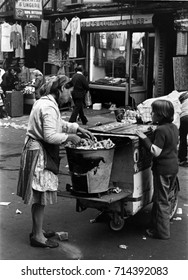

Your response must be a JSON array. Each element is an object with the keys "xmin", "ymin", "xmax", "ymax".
[{"xmin": 136, "ymin": 100, "xmax": 179, "ymax": 239}]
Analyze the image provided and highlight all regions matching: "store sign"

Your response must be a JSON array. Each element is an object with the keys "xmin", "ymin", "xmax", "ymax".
[
  {"xmin": 174, "ymin": 18, "xmax": 188, "ymax": 31},
  {"xmin": 81, "ymin": 15, "xmax": 153, "ymax": 30},
  {"xmin": 14, "ymin": 0, "xmax": 43, "ymax": 20}
]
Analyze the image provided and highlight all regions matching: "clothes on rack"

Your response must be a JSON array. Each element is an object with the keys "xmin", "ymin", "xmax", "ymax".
[
  {"xmin": 10, "ymin": 23, "xmax": 24, "ymax": 58},
  {"xmin": 65, "ymin": 16, "xmax": 81, "ymax": 58},
  {"xmin": 48, "ymin": 49, "xmax": 62, "ymax": 67},
  {"xmin": 24, "ymin": 23, "xmax": 38, "ymax": 47},
  {"xmin": 0, "ymin": 22, "xmax": 13, "ymax": 52},
  {"xmin": 40, "ymin": 19, "xmax": 49, "ymax": 39},
  {"xmin": 62, "ymin": 18, "xmax": 69, "ymax": 42},
  {"xmin": 55, "ymin": 18, "xmax": 62, "ymax": 41}
]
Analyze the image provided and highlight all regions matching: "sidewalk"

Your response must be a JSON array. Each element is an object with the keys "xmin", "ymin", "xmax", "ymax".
[{"xmin": 0, "ymin": 107, "xmax": 116, "ymax": 130}]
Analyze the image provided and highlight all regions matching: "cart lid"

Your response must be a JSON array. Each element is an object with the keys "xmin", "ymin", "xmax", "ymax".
[{"xmin": 89, "ymin": 122, "xmax": 155, "ymax": 136}]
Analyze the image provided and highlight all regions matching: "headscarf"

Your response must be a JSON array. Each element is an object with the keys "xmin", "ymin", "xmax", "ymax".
[{"xmin": 40, "ymin": 75, "xmax": 69, "ymax": 96}]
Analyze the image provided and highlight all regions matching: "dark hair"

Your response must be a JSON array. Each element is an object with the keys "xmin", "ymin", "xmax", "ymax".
[
  {"xmin": 151, "ymin": 99, "xmax": 174, "ymax": 124},
  {"xmin": 76, "ymin": 65, "xmax": 83, "ymax": 72}
]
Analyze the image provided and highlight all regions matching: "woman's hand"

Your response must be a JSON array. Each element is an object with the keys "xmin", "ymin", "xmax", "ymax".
[
  {"xmin": 77, "ymin": 127, "xmax": 94, "ymax": 140},
  {"xmin": 67, "ymin": 134, "xmax": 81, "ymax": 145},
  {"xmin": 136, "ymin": 130, "xmax": 147, "ymax": 139}
]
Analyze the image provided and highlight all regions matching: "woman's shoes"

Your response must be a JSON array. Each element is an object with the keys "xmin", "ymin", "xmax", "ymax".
[
  {"xmin": 30, "ymin": 237, "xmax": 59, "ymax": 248},
  {"xmin": 29, "ymin": 230, "xmax": 56, "ymax": 239}
]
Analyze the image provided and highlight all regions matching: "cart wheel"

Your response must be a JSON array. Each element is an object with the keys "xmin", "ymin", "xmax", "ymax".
[
  {"xmin": 169, "ymin": 177, "xmax": 179, "ymax": 220},
  {"xmin": 109, "ymin": 216, "xmax": 125, "ymax": 231}
]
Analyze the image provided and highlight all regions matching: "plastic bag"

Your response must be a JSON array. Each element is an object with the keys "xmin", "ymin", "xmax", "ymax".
[{"xmin": 85, "ymin": 91, "xmax": 92, "ymax": 107}]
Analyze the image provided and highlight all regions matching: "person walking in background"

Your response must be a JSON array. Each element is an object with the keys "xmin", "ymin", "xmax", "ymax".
[
  {"xmin": 136, "ymin": 100, "xmax": 179, "ymax": 239},
  {"xmin": 178, "ymin": 91, "xmax": 188, "ymax": 167},
  {"xmin": 17, "ymin": 75, "xmax": 93, "ymax": 248},
  {"xmin": 67, "ymin": 65, "xmax": 89, "ymax": 125}
]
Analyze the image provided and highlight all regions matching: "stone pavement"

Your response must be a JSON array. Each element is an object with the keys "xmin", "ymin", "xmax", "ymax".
[{"xmin": 0, "ymin": 107, "xmax": 116, "ymax": 130}]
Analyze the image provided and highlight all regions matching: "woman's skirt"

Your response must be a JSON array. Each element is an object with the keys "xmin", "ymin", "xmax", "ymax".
[{"xmin": 17, "ymin": 138, "xmax": 58, "ymax": 205}]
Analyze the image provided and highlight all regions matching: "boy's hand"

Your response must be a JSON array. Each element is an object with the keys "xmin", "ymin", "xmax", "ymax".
[{"xmin": 136, "ymin": 130, "xmax": 147, "ymax": 139}]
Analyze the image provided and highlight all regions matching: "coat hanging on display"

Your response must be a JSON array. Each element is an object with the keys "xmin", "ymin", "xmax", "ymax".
[
  {"xmin": 0, "ymin": 22, "xmax": 13, "ymax": 52},
  {"xmin": 65, "ymin": 16, "xmax": 81, "ymax": 58}
]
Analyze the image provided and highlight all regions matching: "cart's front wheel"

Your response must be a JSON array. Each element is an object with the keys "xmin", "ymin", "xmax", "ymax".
[
  {"xmin": 109, "ymin": 216, "xmax": 125, "ymax": 231},
  {"xmin": 169, "ymin": 177, "xmax": 179, "ymax": 220}
]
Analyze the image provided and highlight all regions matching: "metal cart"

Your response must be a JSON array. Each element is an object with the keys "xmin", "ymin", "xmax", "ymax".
[{"xmin": 59, "ymin": 122, "xmax": 179, "ymax": 231}]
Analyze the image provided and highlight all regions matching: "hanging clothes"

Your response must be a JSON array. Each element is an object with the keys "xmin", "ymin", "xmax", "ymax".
[
  {"xmin": 48, "ymin": 49, "xmax": 62, "ymax": 67},
  {"xmin": 40, "ymin": 19, "xmax": 49, "ymax": 39},
  {"xmin": 24, "ymin": 23, "xmax": 38, "ymax": 47},
  {"xmin": 65, "ymin": 16, "xmax": 81, "ymax": 58},
  {"xmin": 55, "ymin": 18, "xmax": 62, "ymax": 41},
  {"xmin": 10, "ymin": 23, "xmax": 24, "ymax": 58},
  {"xmin": 61, "ymin": 18, "xmax": 68, "ymax": 42},
  {"xmin": 0, "ymin": 22, "xmax": 13, "ymax": 52}
]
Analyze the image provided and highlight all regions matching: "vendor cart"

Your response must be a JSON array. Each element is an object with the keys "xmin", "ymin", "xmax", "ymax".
[{"xmin": 59, "ymin": 122, "xmax": 179, "ymax": 231}]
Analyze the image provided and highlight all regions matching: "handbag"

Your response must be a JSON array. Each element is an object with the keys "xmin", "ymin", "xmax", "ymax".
[{"xmin": 85, "ymin": 91, "xmax": 92, "ymax": 107}]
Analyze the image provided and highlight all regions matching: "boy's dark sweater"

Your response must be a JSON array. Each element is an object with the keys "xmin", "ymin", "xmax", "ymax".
[{"xmin": 142, "ymin": 123, "xmax": 179, "ymax": 175}]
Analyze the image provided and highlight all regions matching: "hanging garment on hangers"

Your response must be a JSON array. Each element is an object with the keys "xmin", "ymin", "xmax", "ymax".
[
  {"xmin": 65, "ymin": 16, "xmax": 81, "ymax": 58},
  {"xmin": 55, "ymin": 18, "xmax": 62, "ymax": 41},
  {"xmin": 24, "ymin": 23, "xmax": 38, "ymax": 47},
  {"xmin": 10, "ymin": 23, "xmax": 24, "ymax": 58},
  {"xmin": 0, "ymin": 22, "xmax": 13, "ymax": 52},
  {"xmin": 61, "ymin": 18, "xmax": 68, "ymax": 42},
  {"xmin": 40, "ymin": 19, "xmax": 49, "ymax": 39}
]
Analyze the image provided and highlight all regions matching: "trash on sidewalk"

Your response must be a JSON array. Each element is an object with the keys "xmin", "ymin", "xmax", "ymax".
[
  {"xmin": 118, "ymin": 244, "xmax": 128, "ymax": 250},
  {"xmin": 176, "ymin": 208, "xmax": 183, "ymax": 214},
  {"xmin": 112, "ymin": 187, "xmax": 122, "ymax": 194},
  {"xmin": 173, "ymin": 217, "xmax": 182, "ymax": 221},
  {"xmin": 92, "ymin": 103, "xmax": 102, "ymax": 110},
  {"xmin": 16, "ymin": 209, "xmax": 22, "ymax": 214},
  {"xmin": 56, "ymin": 231, "xmax": 69, "ymax": 241},
  {"xmin": 0, "ymin": 202, "xmax": 11, "ymax": 206},
  {"xmin": 142, "ymin": 236, "xmax": 147, "ymax": 240}
]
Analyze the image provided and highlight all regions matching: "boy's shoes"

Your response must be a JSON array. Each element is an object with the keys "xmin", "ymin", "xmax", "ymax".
[
  {"xmin": 146, "ymin": 228, "xmax": 170, "ymax": 240},
  {"xmin": 179, "ymin": 161, "xmax": 188, "ymax": 167},
  {"xmin": 146, "ymin": 228, "xmax": 158, "ymax": 238}
]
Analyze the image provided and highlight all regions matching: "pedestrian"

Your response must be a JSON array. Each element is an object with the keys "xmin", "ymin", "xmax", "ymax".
[
  {"xmin": 1, "ymin": 66, "xmax": 19, "ymax": 93},
  {"xmin": 18, "ymin": 58, "xmax": 30, "ymax": 87},
  {"xmin": 31, "ymin": 69, "xmax": 44, "ymax": 100},
  {"xmin": 0, "ymin": 66, "xmax": 20, "ymax": 119},
  {"xmin": 136, "ymin": 99, "xmax": 179, "ymax": 239},
  {"xmin": 17, "ymin": 75, "xmax": 94, "ymax": 248},
  {"xmin": 178, "ymin": 91, "xmax": 188, "ymax": 167},
  {"xmin": 67, "ymin": 65, "xmax": 89, "ymax": 125}
]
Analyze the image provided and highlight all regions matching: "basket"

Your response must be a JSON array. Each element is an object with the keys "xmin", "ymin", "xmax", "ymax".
[{"xmin": 65, "ymin": 147, "xmax": 115, "ymax": 194}]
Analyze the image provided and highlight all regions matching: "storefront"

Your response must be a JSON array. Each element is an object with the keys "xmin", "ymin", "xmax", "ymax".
[
  {"xmin": 80, "ymin": 14, "xmax": 154, "ymax": 106},
  {"xmin": 0, "ymin": 0, "xmax": 187, "ymax": 111}
]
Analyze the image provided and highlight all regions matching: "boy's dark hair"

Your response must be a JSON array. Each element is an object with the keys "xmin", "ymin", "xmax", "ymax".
[{"xmin": 151, "ymin": 99, "xmax": 174, "ymax": 124}]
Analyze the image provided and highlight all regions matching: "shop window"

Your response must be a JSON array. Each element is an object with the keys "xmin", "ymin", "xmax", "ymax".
[
  {"xmin": 131, "ymin": 32, "xmax": 146, "ymax": 90},
  {"xmin": 89, "ymin": 31, "xmax": 128, "ymax": 87},
  {"xmin": 89, "ymin": 31, "xmax": 147, "ymax": 90}
]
